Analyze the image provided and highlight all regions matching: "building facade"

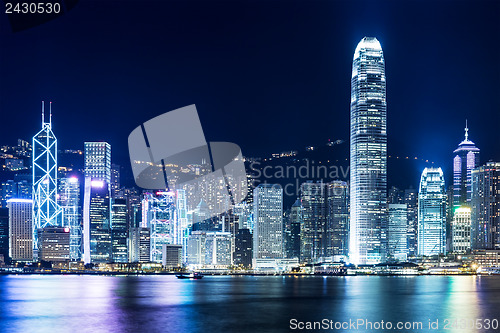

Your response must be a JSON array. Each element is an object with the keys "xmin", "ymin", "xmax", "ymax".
[
  {"xmin": 8, "ymin": 199, "xmax": 33, "ymax": 261},
  {"xmin": 205, "ymin": 232, "xmax": 232, "ymax": 267},
  {"xmin": 288, "ymin": 199, "xmax": 302, "ymax": 260},
  {"xmin": 418, "ymin": 168, "xmax": 446, "ymax": 256},
  {"xmin": 112, "ymin": 198, "xmax": 128, "ymax": 263},
  {"xmin": 37, "ymin": 227, "xmax": 70, "ymax": 262},
  {"xmin": 326, "ymin": 181, "xmax": 349, "ymax": 258},
  {"xmin": 0, "ymin": 208, "xmax": 8, "ymax": 262},
  {"xmin": 234, "ymin": 228, "xmax": 252, "ymax": 268},
  {"xmin": 142, "ymin": 192, "xmax": 178, "ymax": 263},
  {"xmin": 58, "ymin": 176, "xmax": 81, "ymax": 260},
  {"xmin": 84, "ymin": 142, "xmax": 111, "ymax": 184},
  {"xmin": 452, "ymin": 207, "xmax": 471, "ymax": 254},
  {"xmin": 129, "ymin": 227, "xmax": 151, "ymax": 263},
  {"xmin": 388, "ymin": 204, "xmax": 408, "ymax": 260},
  {"xmin": 404, "ymin": 188, "xmax": 418, "ymax": 256},
  {"xmin": 162, "ymin": 244, "xmax": 182, "ymax": 268},
  {"xmin": 83, "ymin": 178, "xmax": 112, "ymax": 264},
  {"xmin": 253, "ymin": 184, "xmax": 283, "ymax": 261},
  {"xmin": 300, "ymin": 182, "xmax": 327, "ymax": 263},
  {"xmin": 471, "ymin": 162, "xmax": 500, "ymax": 250}
]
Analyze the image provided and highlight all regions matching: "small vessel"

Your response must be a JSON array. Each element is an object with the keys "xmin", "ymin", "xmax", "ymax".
[{"xmin": 176, "ymin": 272, "xmax": 203, "ymax": 279}]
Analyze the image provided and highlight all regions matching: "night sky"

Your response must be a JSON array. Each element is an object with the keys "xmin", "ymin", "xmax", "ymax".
[{"xmin": 1, "ymin": 0, "xmax": 499, "ymax": 188}]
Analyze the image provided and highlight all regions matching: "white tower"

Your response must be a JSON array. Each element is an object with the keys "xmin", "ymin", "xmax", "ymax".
[{"xmin": 32, "ymin": 101, "xmax": 63, "ymax": 260}]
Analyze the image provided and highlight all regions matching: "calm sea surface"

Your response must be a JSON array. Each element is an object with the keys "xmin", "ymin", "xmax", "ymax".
[{"xmin": 0, "ymin": 275, "xmax": 499, "ymax": 333}]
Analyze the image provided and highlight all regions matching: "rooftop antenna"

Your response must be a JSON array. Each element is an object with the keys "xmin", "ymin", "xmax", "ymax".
[
  {"xmin": 465, "ymin": 119, "xmax": 469, "ymax": 141},
  {"xmin": 41, "ymin": 101, "xmax": 45, "ymax": 124},
  {"xmin": 49, "ymin": 101, "xmax": 52, "ymax": 125}
]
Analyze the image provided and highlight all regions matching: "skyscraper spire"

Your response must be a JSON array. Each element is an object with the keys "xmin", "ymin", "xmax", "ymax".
[
  {"xmin": 49, "ymin": 101, "xmax": 52, "ymax": 125},
  {"xmin": 464, "ymin": 119, "xmax": 469, "ymax": 141},
  {"xmin": 41, "ymin": 101, "xmax": 45, "ymax": 124}
]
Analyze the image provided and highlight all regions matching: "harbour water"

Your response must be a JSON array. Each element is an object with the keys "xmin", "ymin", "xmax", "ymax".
[{"xmin": 0, "ymin": 275, "xmax": 499, "ymax": 333}]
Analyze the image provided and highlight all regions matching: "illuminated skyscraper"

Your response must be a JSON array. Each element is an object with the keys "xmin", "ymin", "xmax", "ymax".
[
  {"xmin": 300, "ymin": 182, "xmax": 327, "ymax": 263},
  {"xmin": 471, "ymin": 162, "xmax": 500, "ymax": 250},
  {"xmin": 58, "ymin": 176, "xmax": 81, "ymax": 260},
  {"xmin": 186, "ymin": 231, "xmax": 206, "ymax": 266},
  {"xmin": 388, "ymin": 204, "xmax": 408, "ymax": 261},
  {"xmin": 418, "ymin": 167, "xmax": 446, "ymax": 256},
  {"xmin": 0, "ymin": 208, "xmax": 8, "ymax": 262},
  {"xmin": 176, "ymin": 189, "xmax": 189, "ymax": 262},
  {"xmin": 8, "ymin": 199, "xmax": 33, "ymax": 261},
  {"xmin": 110, "ymin": 163, "xmax": 121, "ymax": 197},
  {"xmin": 205, "ymin": 231, "xmax": 232, "ymax": 267},
  {"xmin": 37, "ymin": 227, "xmax": 70, "ymax": 262},
  {"xmin": 404, "ymin": 188, "xmax": 418, "ymax": 256},
  {"xmin": 83, "ymin": 178, "xmax": 112, "ymax": 264},
  {"xmin": 84, "ymin": 142, "xmax": 111, "ymax": 184},
  {"xmin": 112, "ymin": 198, "xmax": 128, "ymax": 263},
  {"xmin": 326, "ymin": 181, "xmax": 349, "ymax": 258},
  {"xmin": 453, "ymin": 122, "xmax": 480, "ymax": 209},
  {"xmin": 162, "ymin": 244, "xmax": 182, "ymax": 268},
  {"xmin": 452, "ymin": 207, "xmax": 471, "ymax": 254},
  {"xmin": 253, "ymin": 184, "xmax": 283, "ymax": 261},
  {"xmin": 129, "ymin": 227, "xmax": 150, "ymax": 263},
  {"xmin": 234, "ymin": 228, "xmax": 252, "ymax": 268},
  {"xmin": 300, "ymin": 181, "xmax": 348, "ymax": 263},
  {"xmin": 349, "ymin": 37, "xmax": 387, "ymax": 264},
  {"xmin": 142, "ymin": 192, "xmax": 177, "ymax": 262},
  {"xmin": 83, "ymin": 142, "xmax": 112, "ymax": 264},
  {"xmin": 32, "ymin": 102, "xmax": 63, "ymax": 260},
  {"xmin": 286, "ymin": 199, "xmax": 302, "ymax": 260}
]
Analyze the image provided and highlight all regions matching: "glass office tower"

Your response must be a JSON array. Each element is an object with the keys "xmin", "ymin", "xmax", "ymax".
[
  {"xmin": 453, "ymin": 122, "xmax": 480, "ymax": 209},
  {"xmin": 300, "ymin": 182, "xmax": 327, "ymax": 263},
  {"xmin": 418, "ymin": 167, "xmax": 447, "ymax": 256},
  {"xmin": 58, "ymin": 176, "xmax": 81, "ymax": 260},
  {"xmin": 452, "ymin": 207, "xmax": 471, "ymax": 254},
  {"xmin": 349, "ymin": 37, "xmax": 387, "ymax": 264},
  {"xmin": 8, "ymin": 199, "xmax": 33, "ymax": 262},
  {"xmin": 84, "ymin": 142, "xmax": 111, "ymax": 184},
  {"xmin": 111, "ymin": 198, "xmax": 128, "ymax": 263},
  {"xmin": 471, "ymin": 162, "xmax": 500, "ymax": 250},
  {"xmin": 300, "ymin": 181, "xmax": 349, "ymax": 263},
  {"xmin": 404, "ymin": 188, "xmax": 418, "ymax": 256},
  {"xmin": 83, "ymin": 177, "xmax": 112, "ymax": 264},
  {"xmin": 253, "ymin": 184, "xmax": 283, "ymax": 261},
  {"xmin": 388, "ymin": 204, "xmax": 408, "ymax": 260}
]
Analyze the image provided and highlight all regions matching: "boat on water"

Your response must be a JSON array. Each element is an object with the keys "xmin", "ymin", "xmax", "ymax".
[{"xmin": 176, "ymin": 272, "xmax": 204, "ymax": 279}]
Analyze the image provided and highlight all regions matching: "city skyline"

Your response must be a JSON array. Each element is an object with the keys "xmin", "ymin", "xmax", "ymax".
[
  {"xmin": 0, "ymin": 87, "xmax": 494, "ymax": 268},
  {"xmin": 0, "ymin": 2, "xmax": 499, "ymax": 271},
  {"xmin": 0, "ymin": 34, "xmax": 499, "ymax": 267}
]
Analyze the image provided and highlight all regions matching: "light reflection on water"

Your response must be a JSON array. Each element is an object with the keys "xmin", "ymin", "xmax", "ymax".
[{"xmin": 0, "ymin": 275, "xmax": 498, "ymax": 333}]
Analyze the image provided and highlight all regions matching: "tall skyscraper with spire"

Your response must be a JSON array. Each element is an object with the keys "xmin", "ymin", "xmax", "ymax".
[
  {"xmin": 349, "ymin": 37, "xmax": 387, "ymax": 264},
  {"xmin": 453, "ymin": 121, "xmax": 480, "ymax": 209},
  {"xmin": 32, "ymin": 102, "xmax": 63, "ymax": 260}
]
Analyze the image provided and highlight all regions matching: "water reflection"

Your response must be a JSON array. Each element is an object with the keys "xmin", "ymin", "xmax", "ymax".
[{"xmin": 0, "ymin": 275, "xmax": 498, "ymax": 333}]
